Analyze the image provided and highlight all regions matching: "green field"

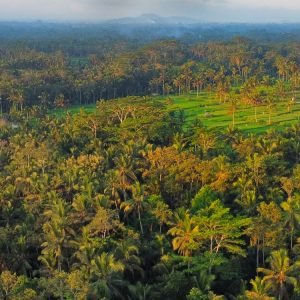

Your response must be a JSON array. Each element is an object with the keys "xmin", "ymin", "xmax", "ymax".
[
  {"xmin": 167, "ymin": 92, "xmax": 300, "ymax": 134},
  {"xmin": 52, "ymin": 92, "xmax": 300, "ymax": 134},
  {"xmin": 51, "ymin": 103, "xmax": 97, "ymax": 118}
]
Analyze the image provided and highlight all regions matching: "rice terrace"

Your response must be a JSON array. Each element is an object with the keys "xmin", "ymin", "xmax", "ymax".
[{"xmin": 53, "ymin": 90, "xmax": 300, "ymax": 134}]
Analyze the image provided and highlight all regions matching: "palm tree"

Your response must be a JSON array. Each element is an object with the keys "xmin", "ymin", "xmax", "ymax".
[
  {"xmin": 72, "ymin": 227, "xmax": 96, "ymax": 275},
  {"xmin": 257, "ymin": 249, "xmax": 300, "ymax": 300},
  {"xmin": 235, "ymin": 188, "xmax": 257, "ymax": 214},
  {"xmin": 89, "ymin": 253, "xmax": 125, "ymax": 299},
  {"xmin": 228, "ymin": 92, "xmax": 238, "ymax": 129},
  {"xmin": 216, "ymin": 81, "xmax": 229, "ymax": 103},
  {"xmin": 192, "ymin": 73, "xmax": 204, "ymax": 97},
  {"xmin": 121, "ymin": 182, "xmax": 148, "ymax": 235},
  {"xmin": 173, "ymin": 75, "xmax": 185, "ymax": 95},
  {"xmin": 9, "ymin": 88, "xmax": 24, "ymax": 111},
  {"xmin": 192, "ymin": 269, "xmax": 216, "ymax": 295},
  {"xmin": 245, "ymin": 277, "xmax": 274, "ymax": 300},
  {"xmin": 193, "ymin": 131, "xmax": 216, "ymax": 159},
  {"xmin": 39, "ymin": 192, "xmax": 70, "ymax": 274},
  {"xmin": 172, "ymin": 133, "xmax": 187, "ymax": 152},
  {"xmin": 38, "ymin": 193, "xmax": 72, "ymax": 300},
  {"xmin": 114, "ymin": 239, "xmax": 143, "ymax": 277},
  {"xmin": 0, "ymin": 271, "xmax": 30, "ymax": 300},
  {"xmin": 245, "ymin": 153, "xmax": 265, "ymax": 192},
  {"xmin": 212, "ymin": 155, "xmax": 231, "ymax": 193},
  {"xmin": 265, "ymin": 95, "xmax": 277, "ymax": 125},
  {"xmin": 241, "ymin": 79, "xmax": 262, "ymax": 124},
  {"xmin": 287, "ymin": 97, "xmax": 296, "ymax": 113},
  {"xmin": 151, "ymin": 199, "xmax": 172, "ymax": 233},
  {"xmin": 280, "ymin": 195, "xmax": 300, "ymax": 249},
  {"xmin": 128, "ymin": 281, "xmax": 153, "ymax": 300},
  {"xmin": 167, "ymin": 209, "xmax": 200, "ymax": 257},
  {"xmin": 114, "ymin": 154, "xmax": 137, "ymax": 201}
]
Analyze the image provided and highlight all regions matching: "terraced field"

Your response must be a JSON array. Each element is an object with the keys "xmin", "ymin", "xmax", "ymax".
[
  {"xmin": 52, "ymin": 91, "xmax": 300, "ymax": 134},
  {"xmin": 167, "ymin": 92, "xmax": 300, "ymax": 133}
]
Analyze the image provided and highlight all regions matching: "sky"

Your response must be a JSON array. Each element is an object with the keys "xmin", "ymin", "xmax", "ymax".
[{"xmin": 0, "ymin": 0, "xmax": 300, "ymax": 23}]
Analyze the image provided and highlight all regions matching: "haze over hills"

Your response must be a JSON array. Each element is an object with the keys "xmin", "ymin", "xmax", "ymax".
[
  {"xmin": 1, "ymin": 11, "xmax": 300, "ymax": 25},
  {"xmin": 1, "ymin": 16, "xmax": 300, "ymax": 43},
  {"xmin": 1, "ymin": 0, "xmax": 300, "ymax": 23},
  {"xmin": 103, "ymin": 13, "xmax": 300, "ymax": 26},
  {"xmin": 105, "ymin": 14, "xmax": 200, "ymax": 25}
]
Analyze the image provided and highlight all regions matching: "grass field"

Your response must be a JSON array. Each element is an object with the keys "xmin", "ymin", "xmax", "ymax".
[
  {"xmin": 52, "ymin": 91, "xmax": 300, "ymax": 134},
  {"xmin": 52, "ymin": 103, "xmax": 97, "ymax": 118}
]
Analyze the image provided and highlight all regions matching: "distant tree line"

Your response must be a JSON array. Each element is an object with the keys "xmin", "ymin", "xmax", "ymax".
[{"xmin": 0, "ymin": 36, "xmax": 300, "ymax": 113}]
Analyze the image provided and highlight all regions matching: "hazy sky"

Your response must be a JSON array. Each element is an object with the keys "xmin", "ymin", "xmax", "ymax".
[{"xmin": 0, "ymin": 0, "xmax": 299, "ymax": 22}]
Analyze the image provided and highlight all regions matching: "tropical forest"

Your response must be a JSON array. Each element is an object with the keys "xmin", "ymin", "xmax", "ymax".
[{"xmin": 1, "ymin": 12, "xmax": 300, "ymax": 300}]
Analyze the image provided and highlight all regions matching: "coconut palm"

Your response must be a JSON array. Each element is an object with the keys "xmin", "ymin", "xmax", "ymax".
[
  {"xmin": 245, "ymin": 277, "xmax": 274, "ymax": 300},
  {"xmin": 89, "ymin": 253, "xmax": 125, "ymax": 299},
  {"xmin": 172, "ymin": 132, "xmax": 187, "ymax": 152},
  {"xmin": 39, "ymin": 192, "xmax": 71, "ymax": 273},
  {"xmin": 121, "ymin": 182, "xmax": 148, "ymax": 235},
  {"xmin": 281, "ymin": 195, "xmax": 300, "ymax": 249},
  {"xmin": 245, "ymin": 153, "xmax": 265, "ymax": 192},
  {"xmin": 114, "ymin": 239, "xmax": 143, "ymax": 277},
  {"xmin": 193, "ymin": 131, "xmax": 216, "ymax": 159},
  {"xmin": 114, "ymin": 154, "xmax": 137, "ymax": 201},
  {"xmin": 128, "ymin": 281, "xmax": 153, "ymax": 300},
  {"xmin": 287, "ymin": 97, "xmax": 296, "ymax": 113},
  {"xmin": 265, "ymin": 95, "xmax": 277, "ymax": 125},
  {"xmin": 257, "ymin": 249, "xmax": 300, "ymax": 300},
  {"xmin": 167, "ymin": 209, "xmax": 200, "ymax": 257},
  {"xmin": 151, "ymin": 199, "xmax": 172, "ymax": 233},
  {"xmin": 71, "ymin": 227, "xmax": 96, "ymax": 275},
  {"xmin": 228, "ymin": 92, "xmax": 239, "ymax": 129}
]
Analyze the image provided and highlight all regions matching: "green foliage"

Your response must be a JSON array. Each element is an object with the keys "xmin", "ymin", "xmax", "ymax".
[
  {"xmin": 257, "ymin": 249, "xmax": 300, "ymax": 299},
  {"xmin": 191, "ymin": 185, "xmax": 217, "ymax": 212},
  {"xmin": 187, "ymin": 288, "xmax": 224, "ymax": 300},
  {"xmin": 2, "ymin": 32, "xmax": 300, "ymax": 299}
]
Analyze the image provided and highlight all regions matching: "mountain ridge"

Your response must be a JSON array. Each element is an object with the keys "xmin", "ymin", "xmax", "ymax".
[{"xmin": 104, "ymin": 14, "xmax": 201, "ymax": 25}]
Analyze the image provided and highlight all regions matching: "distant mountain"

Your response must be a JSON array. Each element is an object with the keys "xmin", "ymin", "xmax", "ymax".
[{"xmin": 105, "ymin": 14, "xmax": 200, "ymax": 25}]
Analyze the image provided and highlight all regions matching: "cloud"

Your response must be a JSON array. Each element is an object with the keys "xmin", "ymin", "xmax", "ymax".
[
  {"xmin": 0, "ymin": 0, "xmax": 299, "ymax": 22},
  {"xmin": 72, "ymin": 0, "xmax": 225, "ymax": 19},
  {"xmin": 0, "ymin": 0, "xmax": 227, "ymax": 20}
]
